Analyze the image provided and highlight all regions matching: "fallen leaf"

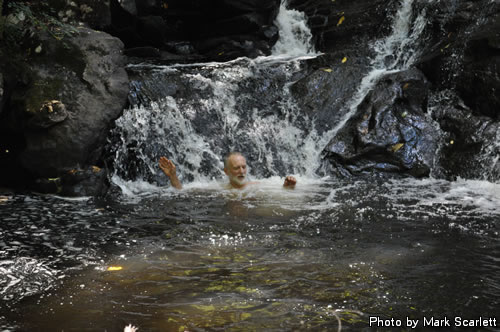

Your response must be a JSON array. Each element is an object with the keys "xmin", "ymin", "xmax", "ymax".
[
  {"xmin": 218, "ymin": 51, "xmax": 224, "ymax": 56},
  {"xmin": 107, "ymin": 266, "xmax": 123, "ymax": 271},
  {"xmin": 321, "ymin": 68, "xmax": 333, "ymax": 72},
  {"xmin": 92, "ymin": 165, "xmax": 101, "ymax": 173},
  {"xmin": 403, "ymin": 83, "xmax": 410, "ymax": 90},
  {"xmin": 391, "ymin": 143, "xmax": 404, "ymax": 152},
  {"xmin": 337, "ymin": 16, "xmax": 345, "ymax": 26},
  {"xmin": 341, "ymin": 57, "xmax": 347, "ymax": 63},
  {"xmin": 401, "ymin": 111, "xmax": 407, "ymax": 118}
]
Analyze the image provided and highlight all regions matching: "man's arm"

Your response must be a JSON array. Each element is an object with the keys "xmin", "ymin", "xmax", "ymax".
[
  {"xmin": 283, "ymin": 175, "xmax": 296, "ymax": 189},
  {"xmin": 159, "ymin": 156, "xmax": 182, "ymax": 189}
]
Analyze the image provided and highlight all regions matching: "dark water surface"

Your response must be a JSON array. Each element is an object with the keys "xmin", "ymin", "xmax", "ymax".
[{"xmin": 1, "ymin": 178, "xmax": 499, "ymax": 331}]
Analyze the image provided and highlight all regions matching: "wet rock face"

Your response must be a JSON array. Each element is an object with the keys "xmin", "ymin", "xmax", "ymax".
[
  {"xmin": 290, "ymin": 53, "xmax": 372, "ymax": 135},
  {"xmin": 287, "ymin": 0, "xmax": 396, "ymax": 53},
  {"xmin": 108, "ymin": 0, "xmax": 281, "ymax": 61},
  {"xmin": 416, "ymin": 0, "xmax": 500, "ymax": 120},
  {"xmin": 323, "ymin": 69, "xmax": 441, "ymax": 177},
  {"xmin": 4, "ymin": 28, "xmax": 128, "ymax": 189}
]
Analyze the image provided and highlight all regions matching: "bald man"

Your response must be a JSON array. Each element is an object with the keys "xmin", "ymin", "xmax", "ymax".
[{"xmin": 159, "ymin": 152, "xmax": 296, "ymax": 190}]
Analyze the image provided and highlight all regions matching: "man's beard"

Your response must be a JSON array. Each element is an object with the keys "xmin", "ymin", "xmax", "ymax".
[{"xmin": 229, "ymin": 174, "xmax": 246, "ymax": 186}]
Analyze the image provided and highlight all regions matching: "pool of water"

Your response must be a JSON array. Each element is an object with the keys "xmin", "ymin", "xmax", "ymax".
[{"xmin": 1, "ymin": 177, "xmax": 499, "ymax": 331}]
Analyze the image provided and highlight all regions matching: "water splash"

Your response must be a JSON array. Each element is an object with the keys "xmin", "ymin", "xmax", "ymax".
[
  {"xmin": 111, "ymin": 2, "xmax": 322, "ymax": 191},
  {"xmin": 271, "ymin": 0, "xmax": 318, "ymax": 57}
]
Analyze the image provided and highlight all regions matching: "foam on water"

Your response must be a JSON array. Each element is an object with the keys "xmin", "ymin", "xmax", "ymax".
[
  {"xmin": 381, "ymin": 177, "xmax": 500, "ymax": 216},
  {"xmin": 0, "ymin": 257, "xmax": 60, "ymax": 302}
]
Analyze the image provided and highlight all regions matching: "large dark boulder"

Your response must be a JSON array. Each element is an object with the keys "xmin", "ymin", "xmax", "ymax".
[
  {"xmin": 107, "ymin": 0, "xmax": 281, "ymax": 61},
  {"xmin": 2, "ymin": 27, "xmax": 128, "ymax": 194},
  {"xmin": 323, "ymin": 68, "xmax": 441, "ymax": 177}
]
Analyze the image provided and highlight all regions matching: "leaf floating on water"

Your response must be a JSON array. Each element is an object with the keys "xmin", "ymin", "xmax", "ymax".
[
  {"xmin": 337, "ymin": 16, "xmax": 345, "ymax": 26},
  {"xmin": 92, "ymin": 165, "xmax": 101, "ymax": 173},
  {"xmin": 341, "ymin": 57, "xmax": 348, "ymax": 63},
  {"xmin": 218, "ymin": 51, "xmax": 224, "ymax": 56},
  {"xmin": 401, "ymin": 111, "xmax": 407, "ymax": 118},
  {"xmin": 321, "ymin": 68, "xmax": 333, "ymax": 73},
  {"xmin": 107, "ymin": 266, "xmax": 123, "ymax": 271},
  {"xmin": 403, "ymin": 83, "xmax": 410, "ymax": 90},
  {"xmin": 391, "ymin": 143, "xmax": 404, "ymax": 152}
]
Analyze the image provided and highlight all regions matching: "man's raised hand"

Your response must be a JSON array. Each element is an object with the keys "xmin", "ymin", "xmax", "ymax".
[{"xmin": 159, "ymin": 156, "xmax": 182, "ymax": 189}]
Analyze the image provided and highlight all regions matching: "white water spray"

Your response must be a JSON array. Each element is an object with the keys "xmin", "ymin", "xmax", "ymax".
[
  {"xmin": 271, "ymin": 1, "xmax": 318, "ymax": 57},
  {"xmin": 111, "ymin": 2, "xmax": 324, "ymax": 193}
]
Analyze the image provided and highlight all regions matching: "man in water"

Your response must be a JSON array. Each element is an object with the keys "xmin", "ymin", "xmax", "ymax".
[{"xmin": 159, "ymin": 152, "xmax": 297, "ymax": 190}]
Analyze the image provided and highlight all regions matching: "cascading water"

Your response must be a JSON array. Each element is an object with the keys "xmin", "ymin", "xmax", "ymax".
[
  {"xmin": 328, "ymin": 0, "xmax": 428, "ymax": 137},
  {"xmin": 109, "ymin": 0, "xmax": 440, "ymax": 193},
  {"xmin": 2, "ymin": 1, "xmax": 500, "ymax": 330},
  {"xmin": 110, "ymin": 1, "xmax": 322, "ymax": 191}
]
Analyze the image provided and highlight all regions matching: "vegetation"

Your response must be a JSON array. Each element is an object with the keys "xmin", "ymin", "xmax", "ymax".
[{"xmin": 1, "ymin": 1, "xmax": 78, "ymax": 49}]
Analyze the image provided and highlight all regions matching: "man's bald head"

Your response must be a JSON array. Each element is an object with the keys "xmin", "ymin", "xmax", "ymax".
[{"xmin": 224, "ymin": 152, "xmax": 245, "ymax": 169}]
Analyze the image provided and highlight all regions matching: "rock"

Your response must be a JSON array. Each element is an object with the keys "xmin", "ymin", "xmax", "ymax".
[
  {"xmin": 118, "ymin": 0, "xmax": 138, "ymax": 16},
  {"xmin": 290, "ymin": 53, "xmax": 372, "ymax": 135},
  {"xmin": 26, "ymin": 100, "xmax": 68, "ymax": 129},
  {"xmin": 33, "ymin": 166, "xmax": 108, "ymax": 196},
  {"xmin": 136, "ymin": 15, "xmax": 166, "ymax": 47},
  {"xmin": 106, "ymin": 0, "xmax": 281, "ymax": 60},
  {"xmin": 60, "ymin": 166, "xmax": 109, "ymax": 196},
  {"xmin": 323, "ymin": 68, "xmax": 441, "ymax": 177},
  {"xmin": 430, "ymin": 91, "xmax": 500, "ymax": 181},
  {"xmin": 124, "ymin": 46, "xmax": 161, "ymax": 58},
  {"xmin": 287, "ymin": 0, "xmax": 396, "ymax": 53},
  {"xmin": 416, "ymin": 0, "xmax": 500, "ymax": 120},
  {"xmin": 8, "ymin": 27, "xmax": 129, "ymax": 179}
]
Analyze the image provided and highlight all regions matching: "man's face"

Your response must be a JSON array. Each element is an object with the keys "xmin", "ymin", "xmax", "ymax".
[{"xmin": 224, "ymin": 154, "xmax": 247, "ymax": 186}]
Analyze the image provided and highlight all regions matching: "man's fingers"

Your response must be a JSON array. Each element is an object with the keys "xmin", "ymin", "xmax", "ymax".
[{"xmin": 284, "ymin": 176, "xmax": 297, "ymax": 187}]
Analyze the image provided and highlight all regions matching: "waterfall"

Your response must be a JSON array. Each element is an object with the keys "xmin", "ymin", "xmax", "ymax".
[
  {"xmin": 271, "ymin": 0, "xmax": 318, "ymax": 57},
  {"xmin": 109, "ymin": 2, "xmax": 322, "ymax": 191},
  {"xmin": 328, "ymin": 0, "xmax": 427, "ymax": 138},
  {"xmin": 109, "ymin": 0, "xmax": 439, "ymax": 191}
]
